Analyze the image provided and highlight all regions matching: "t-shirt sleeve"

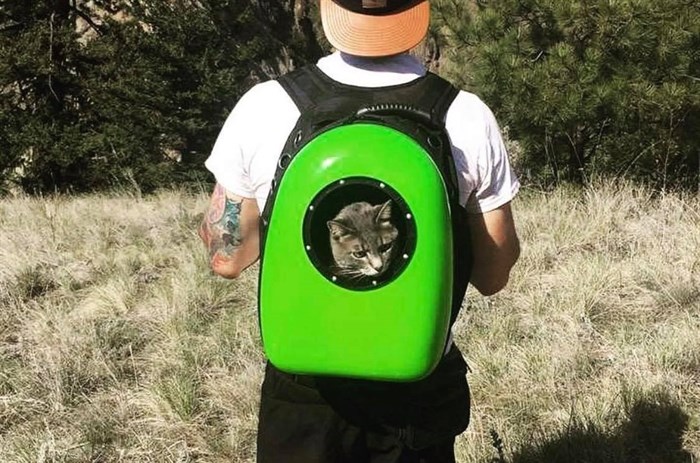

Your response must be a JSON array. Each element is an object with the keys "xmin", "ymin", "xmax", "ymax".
[
  {"xmin": 464, "ymin": 99, "xmax": 520, "ymax": 214},
  {"xmin": 204, "ymin": 87, "xmax": 259, "ymax": 198}
]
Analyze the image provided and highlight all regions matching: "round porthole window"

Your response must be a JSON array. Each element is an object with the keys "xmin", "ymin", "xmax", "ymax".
[{"xmin": 302, "ymin": 177, "xmax": 417, "ymax": 291}]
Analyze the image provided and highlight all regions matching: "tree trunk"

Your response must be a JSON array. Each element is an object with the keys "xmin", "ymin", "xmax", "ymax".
[
  {"xmin": 249, "ymin": 0, "xmax": 326, "ymax": 79},
  {"xmin": 567, "ymin": 128, "xmax": 587, "ymax": 184},
  {"xmin": 46, "ymin": 0, "xmax": 72, "ymax": 113},
  {"xmin": 293, "ymin": 0, "xmax": 324, "ymax": 63}
]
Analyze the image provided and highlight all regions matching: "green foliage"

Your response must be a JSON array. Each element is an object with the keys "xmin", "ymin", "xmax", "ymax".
[
  {"xmin": 0, "ymin": 0, "xmax": 87, "ymax": 192},
  {"xmin": 0, "ymin": 0, "xmax": 325, "ymax": 194},
  {"xmin": 435, "ymin": 0, "xmax": 700, "ymax": 189},
  {"xmin": 4, "ymin": 0, "xmax": 697, "ymax": 192}
]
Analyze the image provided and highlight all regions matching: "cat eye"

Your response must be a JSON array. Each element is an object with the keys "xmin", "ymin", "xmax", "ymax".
[
  {"xmin": 352, "ymin": 251, "xmax": 368, "ymax": 259},
  {"xmin": 378, "ymin": 243, "xmax": 393, "ymax": 253}
]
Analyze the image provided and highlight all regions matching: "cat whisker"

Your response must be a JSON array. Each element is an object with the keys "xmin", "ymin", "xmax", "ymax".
[{"xmin": 331, "ymin": 268, "xmax": 370, "ymax": 281}]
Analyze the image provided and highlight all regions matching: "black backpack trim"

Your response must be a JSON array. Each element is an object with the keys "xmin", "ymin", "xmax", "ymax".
[{"xmin": 260, "ymin": 65, "xmax": 472, "ymax": 325}]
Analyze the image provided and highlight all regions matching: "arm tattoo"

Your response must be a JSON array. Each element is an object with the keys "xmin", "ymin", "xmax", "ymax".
[{"xmin": 205, "ymin": 185, "xmax": 243, "ymax": 260}]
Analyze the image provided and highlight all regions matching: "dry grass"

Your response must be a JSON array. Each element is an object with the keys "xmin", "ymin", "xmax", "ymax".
[{"xmin": 0, "ymin": 182, "xmax": 698, "ymax": 462}]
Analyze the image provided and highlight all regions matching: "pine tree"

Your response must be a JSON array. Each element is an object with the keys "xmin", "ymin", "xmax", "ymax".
[
  {"xmin": 0, "ymin": 0, "xmax": 90, "ymax": 192},
  {"xmin": 435, "ymin": 0, "xmax": 700, "ymax": 189},
  {"xmin": 0, "ymin": 0, "xmax": 326, "ymax": 194}
]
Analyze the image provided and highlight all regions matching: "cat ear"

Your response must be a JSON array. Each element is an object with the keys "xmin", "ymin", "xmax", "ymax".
[
  {"xmin": 327, "ymin": 220, "xmax": 353, "ymax": 238},
  {"xmin": 375, "ymin": 201, "xmax": 393, "ymax": 223}
]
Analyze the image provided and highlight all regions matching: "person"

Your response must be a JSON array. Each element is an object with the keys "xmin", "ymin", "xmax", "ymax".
[{"xmin": 199, "ymin": 0, "xmax": 521, "ymax": 461}]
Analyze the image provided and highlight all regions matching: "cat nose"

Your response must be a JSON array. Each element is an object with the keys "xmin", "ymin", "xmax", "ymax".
[{"xmin": 369, "ymin": 256, "xmax": 383, "ymax": 271}]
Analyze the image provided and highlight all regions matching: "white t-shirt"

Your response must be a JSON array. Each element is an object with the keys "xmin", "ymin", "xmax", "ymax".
[{"xmin": 205, "ymin": 51, "xmax": 519, "ymax": 214}]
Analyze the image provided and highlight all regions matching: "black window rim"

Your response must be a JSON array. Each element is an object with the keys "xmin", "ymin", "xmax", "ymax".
[{"xmin": 302, "ymin": 176, "xmax": 417, "ymax": 291}]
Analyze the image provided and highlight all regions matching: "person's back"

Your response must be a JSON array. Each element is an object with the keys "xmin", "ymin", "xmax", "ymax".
[{"xmin": 199, "ymin": 1, "xmax": 521, "ymax": 461}]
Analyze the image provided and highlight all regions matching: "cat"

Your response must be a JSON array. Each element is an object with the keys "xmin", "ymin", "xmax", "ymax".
[{"xmin": 327, "ymin": 200, "xmax": 399, "ymax": 279}]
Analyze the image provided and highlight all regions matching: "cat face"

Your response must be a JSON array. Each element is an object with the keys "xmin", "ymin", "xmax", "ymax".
[{"xmin": 327, "ymin": 201, "xmax": 399, "ymax": 278}]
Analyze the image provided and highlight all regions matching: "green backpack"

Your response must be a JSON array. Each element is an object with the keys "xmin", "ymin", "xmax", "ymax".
[{"xmin": 259, "ymin": 65, "xmax": 472, "ymax": 381}]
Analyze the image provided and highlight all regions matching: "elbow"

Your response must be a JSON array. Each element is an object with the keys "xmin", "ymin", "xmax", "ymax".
[
  {"xmin": 210, "ymin": 255, "xmax": 244, "ymax": 279},
  {"xmin": 212, "ymin": 265, "xmax": 242, "ymax": 280},
  {"xmin": 207, "ymin": 245, "xmax": 259, "ymax": 280},
  {"xmin": 470, "ymin": 246, "xmax": 520, "ymax": 296},
  {"xmin": 472, "ymin": 273, "xmax": 510, "ymax": 297}
]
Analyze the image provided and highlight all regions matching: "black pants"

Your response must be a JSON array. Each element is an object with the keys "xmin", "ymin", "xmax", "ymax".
[{"xmin": 257, "ymin": 346, "xmax": 471, "ymax": 463}]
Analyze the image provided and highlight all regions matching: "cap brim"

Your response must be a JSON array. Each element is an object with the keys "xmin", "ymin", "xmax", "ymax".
[{"xmin": 320, "ymin": 0, "xmax": 430, "ymax": 57}]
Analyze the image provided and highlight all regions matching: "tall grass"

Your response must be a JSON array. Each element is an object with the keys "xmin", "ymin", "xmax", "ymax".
[{"xmin": 0, "ymin": 183, "xmax": 698, "ymax": 462}]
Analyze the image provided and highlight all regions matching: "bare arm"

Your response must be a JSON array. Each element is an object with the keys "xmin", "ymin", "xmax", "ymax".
[
  {"xmin": 467, "ymin": 202, "xmax": 520, "ymax": 296},
  {"xmin": 198, "ymin": 183, "xmax": 260, "ymax": 279}
]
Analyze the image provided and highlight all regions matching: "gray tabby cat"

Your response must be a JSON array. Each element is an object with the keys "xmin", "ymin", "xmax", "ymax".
[{"xmin": 327, "ymin": 201, "xmax": 398, "ymax": 278}]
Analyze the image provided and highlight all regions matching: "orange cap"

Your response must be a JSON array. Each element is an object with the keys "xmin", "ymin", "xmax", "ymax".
[{"xmin": 320, "ymin": 0, "xmax": 430, "ymax": 57}]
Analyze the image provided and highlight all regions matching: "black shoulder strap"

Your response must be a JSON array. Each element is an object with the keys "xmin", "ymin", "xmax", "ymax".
[
  {"xmin": 414, "ymin": 72, "xmax": 460, "ymax": 127},
  {"xmin": 277, "ymin": 65, "xmax": 459, "ymax": 128},
  {"xmin": 277, "ymin": 65, "xmax": 331, "ymax": 113},
  {"xmin": 426, "ymin": 73, "xmax": 460, "ymax": 126}
]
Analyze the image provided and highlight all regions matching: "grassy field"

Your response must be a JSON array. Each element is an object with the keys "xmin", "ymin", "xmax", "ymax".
[{"xmin": 0, "ymin": 182, "xmax": 698, "ymax": 462}]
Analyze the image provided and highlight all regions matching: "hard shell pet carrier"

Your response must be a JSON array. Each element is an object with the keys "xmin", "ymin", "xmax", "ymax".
[{"xmin": 258, "ymin": 66, "xmax": 472, "ymax": 381}]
